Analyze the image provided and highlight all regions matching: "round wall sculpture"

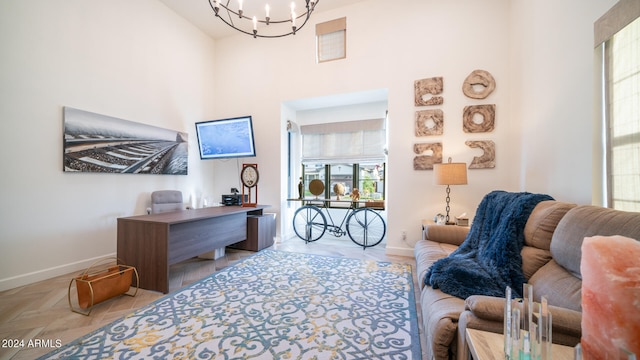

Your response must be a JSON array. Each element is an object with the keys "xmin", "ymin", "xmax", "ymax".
[
  {"xmin": 415, "ymin": 109, "xmax": 444, "ymax": 136},
  {"xmin": 463, "ymin": 104, "xmax": 495, "ymax": 133},
  {"xmin": 462, "ymin": 69, "xmax": 495, "ymax": 99}
]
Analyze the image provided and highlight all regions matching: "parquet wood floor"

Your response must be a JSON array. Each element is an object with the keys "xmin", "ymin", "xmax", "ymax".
[{"xmin": 0, "ymin": 237, "xmax": 423, "ymax": 360}]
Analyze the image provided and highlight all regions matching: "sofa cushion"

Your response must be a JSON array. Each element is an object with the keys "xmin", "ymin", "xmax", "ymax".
[
  {"xmin": 523, "ymin": 200, "xmax": 576, "ymax": 250},
  {"xmin": 551, "ymin": 205, "xmax": 640, "ymax": 279},
  {"xmin": 521, "ymin": 246, "xmax": 551, "ymax": 280},
  {"xmin": 528, "ymin": 259, "xmax": 582, "ymax": 312}
]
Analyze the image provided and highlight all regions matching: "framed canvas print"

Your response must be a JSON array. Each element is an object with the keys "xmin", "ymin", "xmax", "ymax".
[{"xmin": 63, "ymin": 107, "xmax": 188, "ymax": 175}]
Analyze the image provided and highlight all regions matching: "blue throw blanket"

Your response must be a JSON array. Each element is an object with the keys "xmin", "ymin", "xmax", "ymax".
[{"xmin": 425, "ymin": 190, "xmax": 553, "ymax": 299}]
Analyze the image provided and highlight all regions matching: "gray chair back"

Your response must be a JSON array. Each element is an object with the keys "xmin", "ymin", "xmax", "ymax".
[{"xmin": 151, "ymin": 190, "xmax": 183, "ymax": 214}]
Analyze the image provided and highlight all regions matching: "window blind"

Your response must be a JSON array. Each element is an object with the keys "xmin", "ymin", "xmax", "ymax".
[
  {"xmin": 316, "ymin": 17, "xmax": 346, "ymax": 63},
  {"xmin": 594, "ymin": 0, "xmax": 640, "ymax": 46},
  {"xmin": 300, "ymin": 119, "xmax": 386, "ymax": 163}
]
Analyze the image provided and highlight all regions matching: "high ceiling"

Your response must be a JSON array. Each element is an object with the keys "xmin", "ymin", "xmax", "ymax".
[
  {"xmin": 159, "ymin": 0, "xmax": 384, "ymax": 110},
  {"xmin": 159, "ymin": 0, "xmax": 366, "ymax": 40}
]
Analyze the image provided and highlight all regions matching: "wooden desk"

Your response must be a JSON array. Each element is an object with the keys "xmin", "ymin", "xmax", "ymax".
[
  {"xmin": 117, "ymin": 205, "xmax": 269, "ymax": 293},
  {"xmin": 466, "ymin": 328, "xmax": 574, "ymax": 360}
]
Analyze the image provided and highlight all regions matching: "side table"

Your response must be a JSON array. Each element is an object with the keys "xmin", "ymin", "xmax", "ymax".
[{"xmin": 466, "ymin": 328, "xmax": 574, "ymax": 360}]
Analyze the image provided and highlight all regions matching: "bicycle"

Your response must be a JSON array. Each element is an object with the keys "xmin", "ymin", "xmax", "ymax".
[{"xmin": 291, "ymin": 199, "xmax": 386, "ymax": 249}]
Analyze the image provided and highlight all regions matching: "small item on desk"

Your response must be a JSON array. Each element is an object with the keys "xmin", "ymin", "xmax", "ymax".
[
  {"xmin": 298, "ymin": 177, "xmax": 304, "ymax": 199},
  {"xmin": 434, "ymin": 213, "xmax": 445, "ymax": 225},
  {"xmin": 350, "ymin": 188, "xmax": 360, "ymax": 201},
  {"xmin": 456, "ymin": 213, "xmax": 469, "ymax": 226}
]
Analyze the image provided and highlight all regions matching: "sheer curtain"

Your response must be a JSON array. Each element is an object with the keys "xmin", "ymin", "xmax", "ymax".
[
  {"xmin": 595, "ymin": 0, "xmax": 640, "ymax": 211},
  {"xmin": 606, "ymin": 17, "xmax": 640, "ymax": 211}
]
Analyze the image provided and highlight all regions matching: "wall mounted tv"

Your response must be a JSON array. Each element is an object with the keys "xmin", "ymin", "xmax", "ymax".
[{"xmin": 195, "ymin": 116, "xmax": 256, "ymax": 160}]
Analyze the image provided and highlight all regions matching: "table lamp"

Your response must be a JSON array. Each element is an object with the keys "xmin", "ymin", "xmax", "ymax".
[{"xmin": 434, "ymin": 157, "xmax": 468, "ymax": 224}]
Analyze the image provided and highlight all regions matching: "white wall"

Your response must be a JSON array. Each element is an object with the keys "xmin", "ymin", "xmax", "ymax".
[
  {"xmin": 211, "ymin": 0, "xmax": 617, "ymax": 257},
  {"xmin": 509, "ymin": 0, "xmax": 618, "ymax": 204},
  {"xmin": 212, "ymin": 0, "xmax": 513, "ymax": 256},
  {"xmin": 0, "ymin": 0, "xmax": 217, "ymax": 290},
  {"xmin": 0, "ymin": 0, "xmax": 618, "ymax": 290}
]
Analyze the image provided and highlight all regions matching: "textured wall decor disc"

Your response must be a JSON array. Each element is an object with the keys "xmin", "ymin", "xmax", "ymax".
[
  {"xmin": 462, "ymin": 69, "xmax": 496, "ymax": 99},
  {"xmin": 309, "ymin": 179, "xmax": 325, "ymax": 196}
]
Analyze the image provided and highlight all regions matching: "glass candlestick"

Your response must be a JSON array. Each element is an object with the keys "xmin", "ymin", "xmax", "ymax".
[{"xmin": 504, "ymin": 286, "xmax": 513, "ymax": 358}]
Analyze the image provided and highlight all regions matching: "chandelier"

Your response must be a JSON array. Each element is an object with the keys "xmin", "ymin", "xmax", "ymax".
[{"xmin": 208, "ymin": 0, "xmax": 319, "ymax": 38}]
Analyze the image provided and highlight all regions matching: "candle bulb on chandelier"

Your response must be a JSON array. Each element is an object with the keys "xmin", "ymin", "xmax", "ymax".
[
  {"xmin": 291, "ymin": 10, "xmax": 297, "ymax": 34},
  {"xmin": 252, "ymin": 16, "xmax": 258, "ymax": 38},
  {"xmin": 208, "ymin": 0, "xmax": 318, "ymax": 38}
]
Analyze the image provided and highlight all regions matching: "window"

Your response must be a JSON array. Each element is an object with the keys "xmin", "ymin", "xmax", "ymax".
[
  {"xmin": 596, "ymin": 0, "xmax": 640, "ymax": 211},
  {"xmin": 606, "ymin": 18, "xmax": 640, "ymax": 211},
  {"xmin": 301, "ymin": 162, "xmax": 386, "ymax": 207},
  {"xmin": 299, "ymin": 118, "xmax": 387, "ymax": 206},
  {"xmin": 316, "ymin": 17, "xmax": 346, "ymax": 63}
]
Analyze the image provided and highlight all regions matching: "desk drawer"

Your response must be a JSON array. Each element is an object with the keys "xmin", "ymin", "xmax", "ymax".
[{"xmin": 168, "ymin": 213, "xmax": 246, "ymax": 264}]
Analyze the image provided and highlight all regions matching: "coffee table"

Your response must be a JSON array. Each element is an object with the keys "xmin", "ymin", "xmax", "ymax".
[{"xmin": 465, "ymin": 328, "xmax": 575, "ymax": 360}]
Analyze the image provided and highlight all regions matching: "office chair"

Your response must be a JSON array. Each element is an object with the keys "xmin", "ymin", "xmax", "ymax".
[{"xmin": 150, "ymin": 190, "xmax": 184, "ymax": 214}]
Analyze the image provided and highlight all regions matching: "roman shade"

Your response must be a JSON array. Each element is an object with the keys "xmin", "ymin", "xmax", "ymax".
[{"xmin": 300, "ymin": 118, "xmax": 385, "ymax": 163}]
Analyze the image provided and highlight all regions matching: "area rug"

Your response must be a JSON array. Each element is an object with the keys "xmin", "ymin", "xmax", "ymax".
[{"xmin": 41, "ymin": 250, "xmax": 420, "ymax": 359}]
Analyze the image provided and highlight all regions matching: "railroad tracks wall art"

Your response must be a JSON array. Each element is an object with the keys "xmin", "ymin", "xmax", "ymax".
[{"xmin": 63, "ymin": 107, "xmax": 188, "ymax": 175}]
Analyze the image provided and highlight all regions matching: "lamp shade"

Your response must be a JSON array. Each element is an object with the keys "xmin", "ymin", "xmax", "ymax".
[{"xmin": 434, "ymin": 161, "xmax": 468, "ymax": 185}]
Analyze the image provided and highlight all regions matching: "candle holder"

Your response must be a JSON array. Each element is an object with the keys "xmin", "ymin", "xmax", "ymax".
[{"xmin": 504, "ymin": 284, "xmax": 552, "ymax": 360}]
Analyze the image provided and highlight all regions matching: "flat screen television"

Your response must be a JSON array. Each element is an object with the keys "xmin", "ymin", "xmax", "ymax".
[{"xmin": 195, "ymin": 116, "xmax": 256, "ymax": 160}]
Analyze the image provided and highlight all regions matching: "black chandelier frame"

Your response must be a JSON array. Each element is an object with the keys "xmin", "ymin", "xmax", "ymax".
[{"xmin": 208, "ymin": 0, "xmax": 319, "ymax": 38}]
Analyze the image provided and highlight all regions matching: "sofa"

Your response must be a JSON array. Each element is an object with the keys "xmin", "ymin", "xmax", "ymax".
[{"xmin": 414, "ymin": 199, "xmax": 640, "ymax": 360}]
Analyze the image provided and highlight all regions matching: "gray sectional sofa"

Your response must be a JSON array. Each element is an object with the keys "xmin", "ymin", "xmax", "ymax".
[{"xmin": 414, "ymin": 200, "xmax": 640, "ymax": 360}]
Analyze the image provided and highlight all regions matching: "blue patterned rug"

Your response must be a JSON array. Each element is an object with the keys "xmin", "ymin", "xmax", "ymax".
[{"xmin": 41, "ymin": 250, "xmax": 420, "ymax": 359}]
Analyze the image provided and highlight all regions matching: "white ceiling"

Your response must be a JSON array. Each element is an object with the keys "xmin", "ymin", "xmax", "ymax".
[
  {"xmin": 159, "ymin": 0, "xmax": 366, "ymax": 40},
  {"xmin": 158, "ymin": 0, "xmax": 385, "ymax": 111}
]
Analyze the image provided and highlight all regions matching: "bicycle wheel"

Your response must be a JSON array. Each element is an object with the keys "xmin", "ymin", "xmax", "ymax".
[
  {"xmin": 292, "ymin": 205, "xmax": 327, "ymax": 242},
  {"xmin": 346, "ymin": 208, "xmax": 386, "ymax": 248}
]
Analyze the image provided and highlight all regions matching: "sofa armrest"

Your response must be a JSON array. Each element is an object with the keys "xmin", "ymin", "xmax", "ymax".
[
  {"xmin": 424, "ymin": 224, "xmax": 469, "ymax": 246},
  {"xmin": 464, "ymin": 295, "xmax": 504, "ymax": 321},
  {"xmin": 421, "ymin": 288, "xmax": 466, "ymax": 360},
  {"xmin": 464, "ymin": 295, "xmax": 582, "ymax": 341},
  {"xmin": 456, "ymin": 296, "xmax": 582, "ymax": 360},
  {"xmin": 464, "ymin": 295, "xmax": 582, "ymax": 337}
]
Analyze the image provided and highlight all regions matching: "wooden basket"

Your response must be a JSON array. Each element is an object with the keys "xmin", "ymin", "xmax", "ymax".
[
  {"xmin": 365, "ymin": 200, "xmax": 385, "ymax": 210},
  {"xmin": 68, "ymin": 257, "xmax": 138, "ymax": 315}
]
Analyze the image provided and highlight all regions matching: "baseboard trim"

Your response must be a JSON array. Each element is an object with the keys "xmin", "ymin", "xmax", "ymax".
[
  {"xmin": 0, "ymin": 252, "xmax": 117, "ymax": 292},
  {"xmin": 385, "ymin": 245, "xmax": 415, "ymax": 258}
]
